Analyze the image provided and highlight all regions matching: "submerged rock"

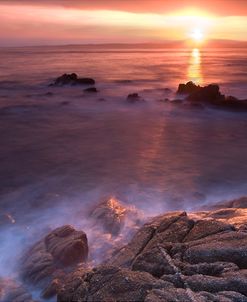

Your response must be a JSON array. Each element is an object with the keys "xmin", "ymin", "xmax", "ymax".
[
  {"xmin": 51, "ymin": 73, "xmax": 95, "ymax": 86},
  {"xmin": 84, "ymin": 87, "xmax": 98, "ymax": 93},
  {"xmin": 127, "ymin": 93, "xmax": 144, "ymax": 103},
  {"xmin": 21, "ymin": 225, "xmax": 88, "ymax": 289}
]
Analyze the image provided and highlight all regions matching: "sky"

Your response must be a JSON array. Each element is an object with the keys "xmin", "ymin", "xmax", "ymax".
[{"xmin": 0, "ymin": 0, "xmax": 247, "ymax": 46}]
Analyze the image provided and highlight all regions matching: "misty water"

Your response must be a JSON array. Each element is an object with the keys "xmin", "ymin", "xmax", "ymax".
[{"xmin": 0, "ymin": 45, "xmax": 247, "ymax": 286}]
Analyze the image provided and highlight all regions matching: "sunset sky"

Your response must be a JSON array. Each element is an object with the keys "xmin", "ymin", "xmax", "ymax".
[{"xmin": 1, "ymin": 0, "xmax": 247, "ymax": 46}]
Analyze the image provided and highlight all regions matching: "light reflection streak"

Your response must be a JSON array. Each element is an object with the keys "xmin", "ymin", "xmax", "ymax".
[{"xmin": 187, "ymin": 48, "xmax": 203, "ymax": 85}]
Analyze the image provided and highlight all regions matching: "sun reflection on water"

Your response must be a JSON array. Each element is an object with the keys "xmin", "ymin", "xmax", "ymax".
[{"xmin": 188, "ymin": 48, "xmax": 203, "ymax": 85}]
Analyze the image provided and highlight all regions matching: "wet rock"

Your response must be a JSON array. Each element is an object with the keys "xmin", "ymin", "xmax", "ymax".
[
  {"xmin": 183, "ymin": 219, "xmax": 235, "ymax": 242},
  {"xmin": 90, "ymin": 197, "xmax": 142, "ymax": 236},
  {"xmin": 84, "ymin": 87, "xmax": 98, "ymax": 93},
  {"xmin": 132, "ymin": 245, "xmax": 177, "ymax": 277},
  {"xmin": 212, "ymin": 196, "xmax": 247, "ymax": 210},
  {"xmin": 127, "ymin": 93, "xmax": 144, "ymax": 103},
  {"xmin": 42, "ymin": 278, "xmax": 61, "ymax": 299},
  {"xmin": 177, "ymin": 81, "xmax": 247, "ymax": 111},
  {"xmin": 51, "ymin": 73, "xmax": 95, "ymax": 86},
  {"xmin": 0, "ymin": 278, "xmax": 35, "ymax": 302},
  {"xmin": 60, "ymin": 101, "xmax": 70, "ymax": 106},
  {"xmin": 60, "ymin": 207, "xmax": 247, "ymax": 300},
  {"xmin": 177, "ymin": 81, "xmax": 200, "ymax": 94},
  {"xmin": 108, "ymin": 211, "xmax": 186, "ymax": 268},
  {"xmin": 57, "ymin": 265, "xmax": 171, "ymax": 302},
  {"xmin": 21, "ymin": 225, "xmax": 88, "ymax": 287},
  {"xmin": 145, "ymin": 288, "xmax": 247, "ymax": 302},
  {"xmin": 171, "ymin": 99, "xmax": 183, "ymax": 104},
  {"xmin": 184, "ymin": 273, "xmax": 247, "ymax": 296},
  {"xmin": 179, "ymin": 261, "xmax": 239, "ymax": 277},
  {"xmin": 187, "ymin": 84, "xmax": 225, "ymax": 103},
  {"xmin": 183, "ymin": 231, "xmax": 247, "ymax": 268}
]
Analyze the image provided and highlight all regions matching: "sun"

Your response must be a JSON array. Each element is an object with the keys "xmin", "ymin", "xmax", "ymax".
[{"xmin": 190, "ymin": 28, "xmax": 204, "ymax": 42}]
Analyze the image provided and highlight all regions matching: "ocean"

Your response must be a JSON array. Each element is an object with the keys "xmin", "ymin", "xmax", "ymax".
[{"xmin": 0, "ymin": 45, "xmax": 247, "ymax": 284}]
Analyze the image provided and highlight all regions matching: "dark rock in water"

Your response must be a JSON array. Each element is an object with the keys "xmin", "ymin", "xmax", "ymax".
[
  {"xmin": 171, "ymin": 99, "xmax": 183, "ymax": 104},
  {"xmin": 21, "ymin": 225, "xmax": 88, "ymax": 288},
  {"xmin": 84, "ymin": 87, "xmax": 98, "ymax": 93},
  {"xmin": 57, "ymin": 265, "xmax": 171, "ymax": 302},
  {"xmin": 127, "ymin": 93, "xmax": 144, "ymax": 103},
  {"xmin": 177, "ymin": 81, "xmax": 200, "ymax": 94},
  {"xmin": 51, "ymin": 73, "xmax": 95, "ymax": 86},
  {"xmin": 0, "ymin": 278, "xmax": 35, "ymax": 302},
  {"xmin": 177, "ymin": 81, "xmax": 247, "ymax": 111},
  {"xmin": 44, "ymin": 92, "xmax": 54, "ymax": 97},
  {"xmin": 187, "ymin": 84, "xmax": 225, "ymax": 103},
  {"xmin": 60, "ymin": 101, "xmax": 70, "ymax": 106}
]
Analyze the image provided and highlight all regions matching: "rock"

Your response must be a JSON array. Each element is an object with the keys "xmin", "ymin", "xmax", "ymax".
[
  {"xmin": 60, "ymin": 101, "xmax": 70, "ymax": 106},
  {"xmin": 177, "ymin": 81, "xmax": 200, "ymax": 94},
  {"xmin": 59, "ymin": 208, "xmax": 247, "ymax": 301},
  {"xmin": 183, "ymin": 231, "xmax": 247, "ymax": 268},
  {"xmin": 0, "ymin": 278, "xmax": 35, "ymax": 302},
  {"xmin": 84, "ymin": 87, "xmax": 98, "ymax": 93},
  {"xmin": 21, "ymin": 225, "xmax": 88, "ymax": 287},
  {"xmin": 184, "ymin": 273, "xmax": 247, "ymax": 296},
  {"xmin": 177, "ymin": 81, "xmax": 247, "ymax": 111},
  {"xmin": 132, "ymin": 245, "xmax": 177, "ymax": 277},
  {"xmin": 183, "ymin": 219, "xmax": 235, "ymax": 242},
  {"xmin": 127, "ymin": 93, "xmax": 144, "ymax": 103},
  {"xmin": 179, "ymin": 262, "xmax": 239, "ymax": 277},
  {"xmin": 187, "ymin": 84, "xmax": 225, "ymax": 103},
  {"xmin": 212, "ymin": 196, "xmax": 247, "ymax": 210},
  {"xmin": 57, "ymin": 265, "xmax": 171, "ymax": 302},
  {"xmin": 171, "ymin": 99, "xmax": 183, "ymax": 104},
  {"xmin": 42, "ymin": 278, "xmax": 61, "ymax": 299},
  {"xmin": 145, "ymin": 288, "xmax": 247, "ymax": 302},
  {"xmin": 108, "ymin": 211, "xmax": 186, "ymax": 268},
  {"xmin": 90, "ymin": 197, "xmax": 142, "ymax": 236},
  {"xmin": 51, "ymin": 73, "xmax": 95, "ymax": 86}
]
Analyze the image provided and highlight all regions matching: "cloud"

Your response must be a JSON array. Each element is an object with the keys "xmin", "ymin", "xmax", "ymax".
[{"xmin": 1, "ymin": 0, "xmax": 247, "ymax": 16}]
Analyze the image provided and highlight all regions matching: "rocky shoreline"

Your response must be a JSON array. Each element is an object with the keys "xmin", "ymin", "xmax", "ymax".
[{"xmin": 1, "ymin": 196, "xmax": 247, "ymax": 301}]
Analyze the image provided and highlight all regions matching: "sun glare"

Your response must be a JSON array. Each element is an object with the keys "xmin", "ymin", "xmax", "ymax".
[{"xmin": 190, "ymin": 28, "xmax": 204, "ymax": 42}]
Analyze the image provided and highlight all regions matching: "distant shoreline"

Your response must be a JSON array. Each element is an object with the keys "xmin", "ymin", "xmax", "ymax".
[{"xmin": 1, "ymin": 39, "xmax": 247, "ymax": 49}]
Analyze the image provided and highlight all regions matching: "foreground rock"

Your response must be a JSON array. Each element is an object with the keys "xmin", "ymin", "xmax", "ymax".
[
  {"xmin": 57, "ymin": 265, "xmax": 172, "ymax": 302},
  {"xmin": 0, "ymin": 278, "xmax": 35, "ymax": 302},
  {"xmin": 58, "ymin": 202, "xmax": 247, "ymax": 301},
  {"xmin": 20, "ymin": 225, "xmax": 88, "ymax": 296},
  {"xmin": 50, "ymin": 73, "xmax": 95, "ymax": 86},
  {"xmin": 177, "ymin": 81, "xmax": 247, "ymax": 111}
]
